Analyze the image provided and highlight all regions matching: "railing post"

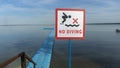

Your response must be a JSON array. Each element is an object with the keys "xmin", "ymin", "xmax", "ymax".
[
  {"xmin": 34, "ymin": 64, "xmax": 36, "ymax": 68},
  {"xmin": 21, "ymin": 52, "xmax": 26, "ymax": 68},
  {"xmin": 0, "ymin": 52, "xmax": 36, "ymax": 68}
]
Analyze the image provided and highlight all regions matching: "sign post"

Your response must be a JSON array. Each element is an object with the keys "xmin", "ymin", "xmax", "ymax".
[
  {"xmin": 55, "ymin": 8, "xmax": 85, "ymax": 68},
  {"xmin": 68, "ymin": 39, "xmax": 72, "ymax": 68}
]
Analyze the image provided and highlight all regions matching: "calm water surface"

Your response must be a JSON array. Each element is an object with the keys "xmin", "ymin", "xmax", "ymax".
[
  {"xmin": 0, "ymin": 26, "xmax": 52, "ymax": 68},
  {"xmin": 0, "ymin": 25, "xmax": 120, "ymax": 68},
  {"xmin": 50, "ymin": 25, "xmax": 120, "ymax": 68}
]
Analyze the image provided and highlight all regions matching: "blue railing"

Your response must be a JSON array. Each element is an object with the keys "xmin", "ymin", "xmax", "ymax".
[{"xmin": 27, "ymin": 30, "xmax": 55, "ymax": 68}]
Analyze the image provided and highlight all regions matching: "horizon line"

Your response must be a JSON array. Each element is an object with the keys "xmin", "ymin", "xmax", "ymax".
[{"xmin": 0, "ymin": 23, "xmax": 120, "ymax": 26}]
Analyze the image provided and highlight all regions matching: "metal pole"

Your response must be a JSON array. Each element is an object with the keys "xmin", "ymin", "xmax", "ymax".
[
  {"xmin": 21, "ymin": 52, "xmax": 26, "ymax": 68},
  {"xmin": 68, "ymin": 39, "xmax": 72, "ymax": 68}
]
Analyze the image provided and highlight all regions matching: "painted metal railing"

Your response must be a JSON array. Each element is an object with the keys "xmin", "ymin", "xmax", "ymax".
[
  {"xmin": 27, "ymin": 30, "xmax": 55, "ymax": 68},
  {"xmin": 0, "ymin": 52, "xmax": 36, "ymax": 68}
]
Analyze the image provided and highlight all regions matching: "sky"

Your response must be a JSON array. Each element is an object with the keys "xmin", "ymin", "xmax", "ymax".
[{"xmin": 0, "ymin": 0, "xmax": 120, "ymax": 25}]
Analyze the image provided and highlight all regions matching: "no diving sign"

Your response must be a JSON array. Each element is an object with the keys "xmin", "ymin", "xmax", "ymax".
[{"xmin": 55, "ymin": 8, "xmax": 85, "ymax": 39}]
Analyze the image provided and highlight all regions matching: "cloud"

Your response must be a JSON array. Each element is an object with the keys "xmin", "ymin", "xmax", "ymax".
[
  {"xmin": 0, "ymin": 0, "xmax": 120, "ymax": 24},
  {"xmin": 0, "ymin": 3, "xmax": 54, "ymax": 16},
  {"xmin": 13, "ymin": 0, "xmax": 57, "ymax": 6},
  {"xmin": 0, "ymin": 14, "xmax": 54, "ymax": 25},
  {"xmin": 81, "ymin": 0, "xmax": 120, "ymax": 23},
  {"xmin": 0, "ymin": 3, "xmax": 54, "ymax": 25}
]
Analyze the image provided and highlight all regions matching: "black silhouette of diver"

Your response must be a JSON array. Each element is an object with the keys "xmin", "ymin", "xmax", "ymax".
[{"xmin": 61, "ymin": 12, "xmax": 71, "ymax": 24}]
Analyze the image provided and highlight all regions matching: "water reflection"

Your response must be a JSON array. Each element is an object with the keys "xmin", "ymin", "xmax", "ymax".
[
  {"xmin": 0, "ymin": 26, "xmax": 52, "ymax": 67},
  {"xmin": 50, "ymin": 25, "xmax": 120, "ymax": 68}
]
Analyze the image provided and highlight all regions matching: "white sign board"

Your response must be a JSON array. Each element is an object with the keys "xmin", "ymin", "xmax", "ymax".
[{"xmin": 55, "ymin": 8, "xmax": 85, "ymax": 39}]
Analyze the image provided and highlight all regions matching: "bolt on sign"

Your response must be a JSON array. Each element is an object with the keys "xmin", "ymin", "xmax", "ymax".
[{"xmin": 55, "ymin": 8, "xmax": 86, "ymax": 39}]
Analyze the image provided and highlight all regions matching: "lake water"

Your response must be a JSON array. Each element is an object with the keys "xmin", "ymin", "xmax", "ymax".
[
  {"xmin": 0, "ymin": 25, "xmax": 53, "ymax": 68},
  {"xmin": 0, "ymin": 25, "xmax": 120, "ymax": 68},
  {"xmin": 50, "ymin": 25, "xmax": 120, "ymax": 68}
]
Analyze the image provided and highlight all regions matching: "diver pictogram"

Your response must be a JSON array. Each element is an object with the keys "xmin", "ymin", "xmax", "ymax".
[
  {"xmin": 60, "ymin": 12, "xmax": 79, "ymax": 27},
  {"xmin": 61, "ymin": 12, "xmax": 71, "ymax": 24}
]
